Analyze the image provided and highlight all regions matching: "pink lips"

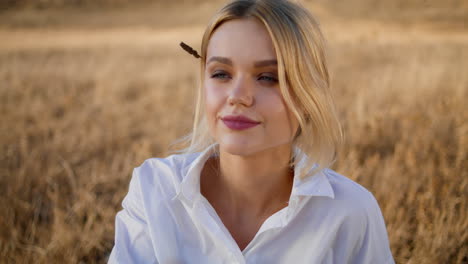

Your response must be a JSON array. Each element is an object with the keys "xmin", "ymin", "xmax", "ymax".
[{"xmin": 221, "ymin": 115, "xmax": 260, "ymax": 130}]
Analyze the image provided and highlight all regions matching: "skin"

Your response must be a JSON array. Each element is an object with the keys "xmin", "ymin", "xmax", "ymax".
[{"xmin": 200, "ymin": 18, "xmax": 299, "ymax": 251}]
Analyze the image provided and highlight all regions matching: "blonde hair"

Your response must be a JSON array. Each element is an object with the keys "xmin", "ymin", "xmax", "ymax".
[{"xmin": 178, "ymin": 0, "xmax": 343, "ymax": 179}]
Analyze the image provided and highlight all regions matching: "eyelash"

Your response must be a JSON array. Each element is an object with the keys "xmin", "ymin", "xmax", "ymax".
[
  {"xmin": 258, "ymin": 75, "xmax": 278, "ymax": 83},
  {"xmin": 211, "ymin": 72, "xmax": 230, "ymax": 79},
  {"xmin": 210, "ymin": 71, "xmax": 278, "ymax": 83}
]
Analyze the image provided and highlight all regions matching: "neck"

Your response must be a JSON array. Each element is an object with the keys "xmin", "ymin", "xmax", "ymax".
[{"xmin": 210, "ymin": 144, "xmax": 294, "ymax": 216}]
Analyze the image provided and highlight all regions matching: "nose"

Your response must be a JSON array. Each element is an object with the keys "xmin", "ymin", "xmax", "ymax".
[{"xmin": 227, "ymin": 75, "xmax": 254, "ymax": 107}]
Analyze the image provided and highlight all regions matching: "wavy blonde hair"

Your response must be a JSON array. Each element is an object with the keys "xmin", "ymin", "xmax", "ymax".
[{"xmin": 178, "ymin": 0, "xmax": 343, "ymax": 179}]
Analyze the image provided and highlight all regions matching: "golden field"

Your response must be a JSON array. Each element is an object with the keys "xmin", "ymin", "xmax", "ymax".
[{"xmin": 0, "ymin": 0, "xmax": 467, "ymax": 263}]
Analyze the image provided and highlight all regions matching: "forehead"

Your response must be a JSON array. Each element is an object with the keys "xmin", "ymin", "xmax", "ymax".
[{"xmin": 206, "ymin": 18, "xmax": 277, "ymax": 63}]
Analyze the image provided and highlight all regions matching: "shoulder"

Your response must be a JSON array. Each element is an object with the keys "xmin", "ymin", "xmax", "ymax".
[
  {"xmin": 136, "ymin": 152, "xmax": 200, "ymax": 179},
  {"xmin": 321, "ymin": 169, "xmax": 394, "ymax": 262},
  {"xmin": 324, "ymin": 168, "xmax": 378, "ymax": 206},
  {"xmin": 130, "ymin": 152, "xmax": 201, "ymax": 199},
  {"xmin": 322, "ymin": 168, "xmax": 382, "ymax": 220}
]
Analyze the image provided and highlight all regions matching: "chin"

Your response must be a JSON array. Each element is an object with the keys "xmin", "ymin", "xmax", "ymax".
[{"xmin": 217, "ymin": 137, "xmax": 262, "ymax": 157}]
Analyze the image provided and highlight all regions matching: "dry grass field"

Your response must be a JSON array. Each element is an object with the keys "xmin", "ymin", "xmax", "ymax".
[{"xmin": 1, "ymin": 0, "xmax": 467, "ymax": 263}]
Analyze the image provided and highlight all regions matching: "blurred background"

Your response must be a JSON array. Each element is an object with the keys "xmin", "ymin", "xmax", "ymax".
[{"xmin": 0, "ymin": 0, "xmax": 467, "ymax": 263}]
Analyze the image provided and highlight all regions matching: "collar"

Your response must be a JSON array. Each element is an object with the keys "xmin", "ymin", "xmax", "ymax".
[
  {"xmin": 290, "ymin": 147, "xmax": 335, "ymax": 199},
  {"xmin": 173, "ymin": 144, "xmax": 217, "ymax": 207},
  {"xmin": 174, "ymin": 145, "xmax": 335, "ymax": 207}
]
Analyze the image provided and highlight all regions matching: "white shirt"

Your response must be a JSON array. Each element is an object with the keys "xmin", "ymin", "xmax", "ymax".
[{"xmin": 108, "ymin": 145, "xmax": 395, "ymax": 264}]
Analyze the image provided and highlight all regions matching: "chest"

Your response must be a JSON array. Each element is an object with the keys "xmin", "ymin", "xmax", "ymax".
[
  {"xmin": 146, "ymin": 196, "xmax": 362, "ymax": 264},
  {"xmin": 216, "ymin": 211, "xmax": 270, "ymax": 251}
]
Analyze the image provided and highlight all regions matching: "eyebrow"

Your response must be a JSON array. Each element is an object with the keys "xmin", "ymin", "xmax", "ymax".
[
  {"xmin": 207, "ymin": 56, "xmax": 277, "ymax": 68},
  {"xmin": 207, "ymin": 56, "xmax": 233, "ymax": 66},
  {"xmin": 254, "ymin": 59, "xmax": 277, "ymax": 68}
]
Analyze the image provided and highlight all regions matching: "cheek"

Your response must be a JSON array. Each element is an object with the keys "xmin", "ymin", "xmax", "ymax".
[
  {"xmin": 204, "ymin": 82, "xmax": 226, "ymax": 123},
  {"xmin": 263, "ymin": 90, "xmax": 290, "ymax": 118},
  {"xmin": 265, "ymin": 93, "xmax": 299, "ymax": 135}
]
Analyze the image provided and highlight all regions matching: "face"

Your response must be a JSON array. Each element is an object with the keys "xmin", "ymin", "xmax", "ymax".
[{"xmin": 204, "ymin": 18, "xmax": 299, "ymax": 156}]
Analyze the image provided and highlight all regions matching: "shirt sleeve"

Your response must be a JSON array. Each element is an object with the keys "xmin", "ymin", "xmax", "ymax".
[
  {"xmin": 351, "ymin": 193, "xmax": 395, "ymax": 264},
  {"xmin": 108, "ymin": 167, "xmax": 158, "ymax": 264}
]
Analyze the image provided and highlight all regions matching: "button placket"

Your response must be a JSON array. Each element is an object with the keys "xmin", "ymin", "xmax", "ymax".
[
  {"xmin": 196, "ymin": 195, "xmax": 246, "ymax": 263},
  {"xmin": 227, "ymin": 250, "xmax": 246, "ymax": 264}
]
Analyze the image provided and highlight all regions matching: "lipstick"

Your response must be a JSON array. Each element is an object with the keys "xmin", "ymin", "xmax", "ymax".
[{"xmin": 221, "ymin": 115, "xmax": 260, "ymax": 130}]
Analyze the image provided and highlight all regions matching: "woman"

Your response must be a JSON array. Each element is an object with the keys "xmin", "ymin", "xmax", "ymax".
[{"xmin": 109, "ymin": 0, "xmax": 395, "ymax": 263}]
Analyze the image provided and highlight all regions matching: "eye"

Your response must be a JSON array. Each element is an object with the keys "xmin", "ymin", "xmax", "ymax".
[
  {"xmin": 210, "ymin": 70, "xmax": 231, "ymax": 80},
  {"xmin": 258, "ymin": 74, "xmax": 278, "ymax": 83}
]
